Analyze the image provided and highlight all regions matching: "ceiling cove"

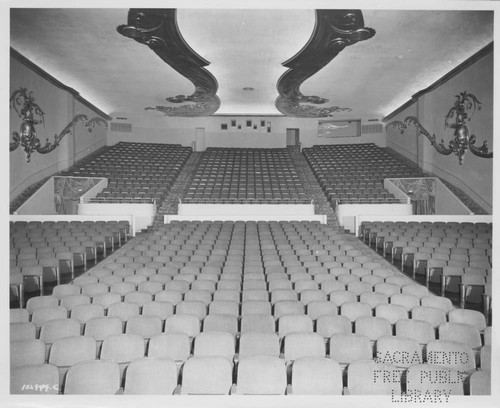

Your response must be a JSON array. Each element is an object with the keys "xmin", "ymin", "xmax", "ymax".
[
  {"xmin": 117, "ymin": 9, "xmax": 375, "ymax": 118},
  {"xmin": 276, "ymin": 9, "xmax": 375, "ymax": 117},
  {"xmin": 117, "ymin": 8, "xmax": 221, "ymax": 117}
]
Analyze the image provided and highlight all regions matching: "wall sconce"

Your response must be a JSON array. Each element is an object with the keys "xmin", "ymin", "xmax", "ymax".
[
  {"xmin": 10, "ymin": 87, "xmax": 107, "ymax": 163},
  {"xmin": 388, "ymin": 91, "xmax": 492, "ymax": 165}
]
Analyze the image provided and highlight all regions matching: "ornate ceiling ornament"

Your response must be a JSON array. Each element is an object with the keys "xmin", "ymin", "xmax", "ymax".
[
  {"xmin": 117, "ymin": 9, "xmax": 220, "ymax": 117},
  {"xmin": 388, "ymin": 91, "xmax": 492, "ymax": 165},
  {"xmin": 10, "ymin": 87, "xmax": 107, "ymax": 163},
  {"xmin": 276, "ymin": 10, "xmax": 375, "ymax": 117}
]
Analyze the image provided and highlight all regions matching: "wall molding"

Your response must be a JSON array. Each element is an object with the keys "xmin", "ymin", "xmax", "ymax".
[
  {"xmin": 383, "ymin": 42, "xmax": 493, "ymax": 122},
  {"xmin": 10, "ymin": 160, "xmax": 62, "ymax": 200},
  {"xmin": 386, "ymin": 142, "xmax": 419, "ymax": 163},
  {"xmin": 420, "ymin": 160, "xmax": 491, "ymax": 214},
  {"xmin": 73, "ymin": 139, "xmax": 107, "ymax": 163},
  {"xmin": 387, "ymin": 147, "xmax": 490, "ymax": 214},
  {"xmin": 212, "ymin": 114, "xmax": 286, "ymax": 118},
  {"xmin": 10, "ymin": 144, "xmax": 109, "ymax": 212},
  {"xmin": 10, "ymin": 48, "xmax": 111, "ymax": 121}
]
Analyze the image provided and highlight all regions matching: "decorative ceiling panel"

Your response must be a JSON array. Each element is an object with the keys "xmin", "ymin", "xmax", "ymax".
[
  {"xmin": 175, "ymin": 8, "xmax": 315, "ymax": 115},
  {"xmin": 117, "ymin": 8, "xmax": 220, "ymax": 117},
  {"xmin": 9, "ymin": 7, "xmax": 494, "ymax": 120},
  {"xmin": 276, "ymin": 9, "xmax": 375, "ymax": 117}
]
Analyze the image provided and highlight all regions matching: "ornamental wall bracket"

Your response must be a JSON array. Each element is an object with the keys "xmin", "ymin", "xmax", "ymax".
[
  {"xmin": 388, "ymin": 91, "xmax": 492, "ymax": 165},
  {"xmin": 10, "ymin": 87, "xmax": 107, "ymax": 163},
  {"xmin": 117, "ymin": 9, "xmax": 220, "ymax": 117},
  {"xmin": 275, "ymin": 9, "xmax": 375, "ymax": 117}
]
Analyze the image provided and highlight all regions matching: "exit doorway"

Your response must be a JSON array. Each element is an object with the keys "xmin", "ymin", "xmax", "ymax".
[
  {"xmin": 195, "ymin": 127, "xmax": 205, "ymax": 151},
  {"xmin": 286, "ymin": 128, "xmax": 300, "ymax": 147}
]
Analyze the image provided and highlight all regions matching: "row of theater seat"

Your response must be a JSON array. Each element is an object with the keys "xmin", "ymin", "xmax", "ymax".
[
  {"xmin": 12, "ymin": 219, "xmax": 490, "ymax": 317},
  {"xmin": 11, "ymin": 356, "xmax": 491, "ymax": 395},
  {"xmin": 12, "ymin": 295, "xmax": 491, "ymax": 353},
  {"xmin": 14, "ymin": 306, "xmax": 491, "ymax": 355},
  {"xmin": 12, "ymin": 275, "xmax": 493, "ymax": 393},
  {"xmin": 360, "ymin": 220, "xmax": 492, "ymax": 316},
  {"xmin": 303, "ymin": 143, "xmax": 424, "ymax": 205},
  {"xmin": 11, "ymin": 219, "xmax": 131, "ymax": 233},
  {"xmin": 184, "ymin": 148, "xmax": 307, "ymax": 202},
  {"xmin": 10, "ymin": 220, "xmax": 491, "ymax": 396},
  {"xmin": 10, "ymin": 221, "xmax": 130, "ymax": 304},
  {"xmin": 362, "ymin": 221, "xmax": 492, "ymax": 253},
  {"xmin": 11, "ymin": 331, "xmax": 491, "ymax": 395},
  {"xmin": 10, "ymin": 221, "xmax": 130, "ymax": 252},
  {"xmin": 60, "ymin": 142, "xmax": 191, "ymax": 204}
]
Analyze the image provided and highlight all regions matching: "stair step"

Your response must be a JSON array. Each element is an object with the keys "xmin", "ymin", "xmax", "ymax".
[
  {"xmin": 152, "ymin": 149, "xmax": 342, "ymax": 231},
  {"xmin": 287, "ymin": 148, "xmax": 342, "ymax": 231},
  {"xmin": 152, "ymin": 152, "xmax": 203, "ymax": 226}
]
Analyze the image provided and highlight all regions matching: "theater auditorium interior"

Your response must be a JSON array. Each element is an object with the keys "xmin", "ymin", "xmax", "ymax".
[{"xmin": 6, "ymin": 3, "xmax": 497, "ymax": 405}]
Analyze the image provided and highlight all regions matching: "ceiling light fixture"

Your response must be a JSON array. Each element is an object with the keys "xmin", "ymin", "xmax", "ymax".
[
  {"xmin": 242, "ymin": 87, "xmax": 254, "ymax": 91},
  {"xmin": 388, "ymin": 91, "xmax": 492, "ymax": 165}
]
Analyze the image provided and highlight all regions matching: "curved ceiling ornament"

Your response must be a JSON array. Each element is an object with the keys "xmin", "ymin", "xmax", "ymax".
[
  {"xmin": 117, "ymin": 9, "xmax": 220, "ymax": 117},
  {"xmin": 276, "ymin": 9, "xmax": 375, "ymax": 117}
]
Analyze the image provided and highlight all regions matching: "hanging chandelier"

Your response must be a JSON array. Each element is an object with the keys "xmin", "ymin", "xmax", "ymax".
[
  {"xmin": 388, "ymin": 91, "xmax": 492, "ymax": 165},
  {"xmin": 10, "ymin": 87, "xmax": 107, "ymax": 162}
]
